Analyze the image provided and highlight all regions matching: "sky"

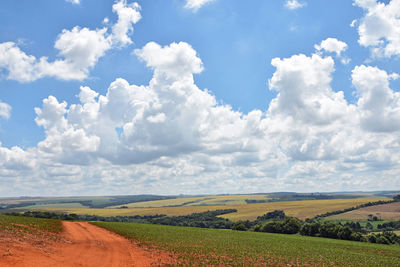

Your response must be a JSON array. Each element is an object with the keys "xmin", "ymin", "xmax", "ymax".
[{"xmin": 0, "ymin": 0, "xmax": 400, "ymax": 196}]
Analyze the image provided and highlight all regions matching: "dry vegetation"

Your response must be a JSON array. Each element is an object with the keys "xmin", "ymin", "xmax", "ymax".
[
  {"xmin": 36, "ymin": 197, "xmax": 387, "ymax": 221},
  {"xmin": 108, "ymin": 194, "xmax": 272, "ymax": 208},
  {"xmin": 326, "ymin": 202, "xmax": 400, "ymax": 221}
]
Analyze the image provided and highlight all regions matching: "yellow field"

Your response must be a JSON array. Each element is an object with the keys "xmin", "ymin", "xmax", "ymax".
[
  {"xmin": 108, "ymin": 194, "xmax": 271, "ymax": 208},
  {"xmin": 218, "ymin": 198, "xmax": 388, "ymax": 221},
  {"xmin": 326, "ymin": 202, "xmax": 400, "ymax": 221},
  {"xmin": 35, "ymin": 198, "xmax": 387, "ymax": 221}
]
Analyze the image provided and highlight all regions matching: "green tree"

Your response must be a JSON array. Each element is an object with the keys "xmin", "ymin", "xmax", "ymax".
[
  {"xmin": 366, "ymin": 222, "xmax": 373, "ymax": 230},
  {"xmin": 232, "ymin": 222, "xmax": 247, "ymax": 231}
]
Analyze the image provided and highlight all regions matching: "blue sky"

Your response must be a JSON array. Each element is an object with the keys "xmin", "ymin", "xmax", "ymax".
[{"xmin": 0, "ymin": 0, "xmax": 399, "ymax": 196}]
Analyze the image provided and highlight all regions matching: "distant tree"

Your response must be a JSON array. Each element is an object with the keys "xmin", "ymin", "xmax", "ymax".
[
  {"xmin": 366, "ymin": 222, "xmax": 373, "ymax": 230},
  {"xmin": 232, "ymin": 222, "xmax": 247, "ymax": 231},
  {"xmin": 319, "ymin": 222, "xmax": 340, "ymax": 239},
  {"xmin": 260, "ymin": 217, "xmax": 302, "ymax": 234},
  {"xmin": 393, "ymin": 194, "xmax": 400, "ymax": 201},
  {"xmin": 261, "ymin": 221, "xmax": 283, "ymax": 233},
  {"xmin": 256, "ymin": 210, "xmax": 286, "ymax": 222},
  {"xmin": 376, "ymin": 236, "xmax": 390, "ymax": 245},
  {"xmin": 368, "ymin": 234, "xmax": 377, "ymax": 243},
  {"xmin": 281, "ymin": 217, "xmax": 302, "ymax": 234},
  {"xmin": 299, "ymin": 223, "xmax": 312, "ymax": 236},
  {"xmin": 337, "ymin": 226, "xmax": 353, "ymax": 240}
]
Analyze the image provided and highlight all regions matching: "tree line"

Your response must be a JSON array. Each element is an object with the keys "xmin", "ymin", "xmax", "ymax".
[
  {"xmin": 231, "ymin": 210, "xmax": 400, "ymax": 245},
  {"xmin": 7, "ymin": 209, "xmax": 236, "ymax": 229}
]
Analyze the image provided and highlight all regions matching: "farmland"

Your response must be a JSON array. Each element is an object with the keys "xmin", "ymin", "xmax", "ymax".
[
  {"xmin": 325, "ymin": 202, "xmax": 400, "ymax": 221},
  {"xmin": 94, "ymin": 221, "xmax": 400, "ymax": 266},
  {"xmin": 29, "ymin": 197, "xmax": 389, "ymax": 221},
  {"xmin": 109, "ymin": 194, "xmax": 272, "ymax": 208}
]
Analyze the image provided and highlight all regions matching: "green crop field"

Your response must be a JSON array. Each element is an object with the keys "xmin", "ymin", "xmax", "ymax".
[
  {"xmin": 93, "ymin": 221, "xmax": 400, "ymax": 266},
  {"xmin": 0, "ymin": 214, "xmax": 62, "ymax": 235}
]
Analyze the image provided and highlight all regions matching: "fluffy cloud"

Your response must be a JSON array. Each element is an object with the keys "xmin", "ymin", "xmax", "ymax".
[
  {"xmin": 268, "ymin": 53, "xmax": 351, "ymax": 125},
  {"xmin": 315, "ymin": 38, "xmax": 348, "ymax": 56},
  {"xmin": 354, "ymin": 0, "xmax": 400, "ymax": 58},
  {"xmin": 111, "ymin": 0, "xmax": 141, "ymax": 46},
  {"xmin": 184, "ymin": 0, "xmax": 215, "ymax": 12},
  {"xmin": 0, "ymin": 0, "xmax": 141, "ymax": 82},
  {"xmin": 0, "ymin": 102, "xmax": 11, "ymax": 119},
  {"xmin": 352, "ymin": 65, "xmax": 400, "ymax": 132},
  {"xmin": 4, "ymin": 38, "xmax": 400, "ymax": 195},
  {"xmin": 66, "ymin": 0, "xmax": 80, "ymax": 4},
  {"xmin": 285, "ymin": 0, "xmax": 306, "ymax": 10},
  {"xmin": 0, "ymin": 143, "xmax": 35, "ymax": 171},
  {"xmin": 34, "ymin": 42, "xmax": 268, "ymax": 167}
]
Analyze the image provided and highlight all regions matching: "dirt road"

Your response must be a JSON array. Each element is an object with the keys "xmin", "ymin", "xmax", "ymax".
[{"xmin": 0, "ymin": 221, "xmax": 170, "ymax": 267}]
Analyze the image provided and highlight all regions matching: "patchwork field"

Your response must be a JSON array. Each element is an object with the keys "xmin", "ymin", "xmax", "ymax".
[
  {"xmin": 94, "ymin": 221, "xmax": 400, "ymax": 266},
  {"xmin": 326, "ymin": 202, "xmax": 400, "ymax": 221},
  {"xmin": 109, "ymin": 194, "xmax": 272, "ymax": 208},
  {"xmin": 33, "ymin": 197, "xmax": 387, "ymax": 221}
]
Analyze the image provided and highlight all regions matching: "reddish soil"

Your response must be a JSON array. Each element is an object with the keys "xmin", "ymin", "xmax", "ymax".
[
  {"xmin": 0, "ymin": 221, "xmax": 172, "ymax": 267},
  {"xmin": 330, "ymin": 201, "xmax": 400, "ymax": 220}
]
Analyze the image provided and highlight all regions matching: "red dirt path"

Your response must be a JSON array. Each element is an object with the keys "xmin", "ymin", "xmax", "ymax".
[{"xmin": 0, "ymin": 221, "xmax": 172, "ymax": 266}]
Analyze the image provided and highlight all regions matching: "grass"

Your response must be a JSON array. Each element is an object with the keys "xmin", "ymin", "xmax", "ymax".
[
  {"xmin": 36, "ymin": 198, "xmax": 387, "ymax": 221},
  {"xmin": 0, "ymin": 214, "xmax": 62, "ymax": 235},
  {"xmin": 325, "ymin": 202, "xmax": 400, "ymax": 221},
  {"xmin": 93, "ymin": 221, "xmax": 400, "ymax": 266}
]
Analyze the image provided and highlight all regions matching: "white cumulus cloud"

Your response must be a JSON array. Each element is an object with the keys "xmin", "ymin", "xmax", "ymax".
[
  {"xmin": 66, "ymin": 0, "xmax": 80, "ymax": 4},
  {"xmin": 352, "ymin": 65, "xmax": 400, "ymax": 132},
  {"xmin": 0, "ymin": 102, "xmax": 11, "ymax": 120},
  {"xmin": 4, "ymin": 38, "xmax": 400, "ymax": 195},
  {"xmin": 0, "ymin": 0, "xmax": 141, "ymax": 83},
  {"xmin": 315, "ymin": 38, "xmax": 348, "ymax": 56},
  {"xmin": 33, "ymin": 41, "xmax": 271, "ymax": 167},
  {"xmin": 185, "ymin": 0, "xmax": 215, "ymax": 12},
  {"xmin": 111, "ymin": 0, "xmax": 141, "ymax": 46},
  {"xmin": 354, "ymin": 0, "xmax": 400, "ymax": 58},
  {"xmin": 285, "ymin": 0, "xmax": 306, "ymax": 10}
]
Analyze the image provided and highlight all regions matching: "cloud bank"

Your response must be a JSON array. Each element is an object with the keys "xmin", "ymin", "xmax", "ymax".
[
  {"xmin": 2, "ymin": 34, "xmax": 400, "ymax": 195},
  {"xmin": 1, "ymin": 1, "xmax": 400, "ymax": 196}
]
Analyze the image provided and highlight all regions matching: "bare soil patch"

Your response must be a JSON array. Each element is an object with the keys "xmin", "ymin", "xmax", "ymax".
[{"xmin": 0, "ymin": 221, "xmax": 172, "ymax": 266}]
